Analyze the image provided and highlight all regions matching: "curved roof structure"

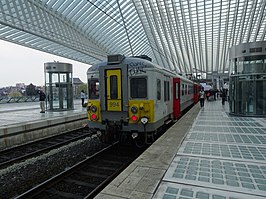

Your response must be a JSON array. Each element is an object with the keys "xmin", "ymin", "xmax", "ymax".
[{"xmin": 0, "ymin": 0, "xmax": 265, "ymax": 77}]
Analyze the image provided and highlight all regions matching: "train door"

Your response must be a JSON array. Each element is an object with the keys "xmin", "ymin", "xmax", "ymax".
[
  {"xmin": 193, "ymin": 83, "xmax": 200, "ymax": 104},
  {"xmin": 173, "ymin": 77, "xmax": 181, "ymax": 119},
  {"xmin": 105, "ymin": 69, "xmax": 122, "ymax": 111}
]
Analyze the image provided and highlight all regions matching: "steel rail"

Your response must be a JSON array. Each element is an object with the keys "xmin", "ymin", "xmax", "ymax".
[
  {"xmin": 14, "ymin": 141, "xmax": 139, "ymax": 199},
  {"xmin": 0, "ymin": 127, "xmax": 93, "ymax": 169}
]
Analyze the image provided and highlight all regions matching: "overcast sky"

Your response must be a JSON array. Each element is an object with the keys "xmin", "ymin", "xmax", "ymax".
[{"xmin": 0, "ymin": 39, "xmax": 90, "ymax": 88}]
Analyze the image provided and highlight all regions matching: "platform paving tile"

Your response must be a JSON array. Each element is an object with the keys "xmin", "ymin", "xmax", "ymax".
[
  {"xmin": 154, "ymin": 101, "xmax": 266, "ymax": 198},
  {"xmin": 190, "ymin": 125, "xmax": 266, "ymax": 135},
  {"xmin": 128, "ymin": 191, "xmax": 153, "ymax": 199},
  {"xmin": 178, "ymin": 141, "xmax": 266, "ymax": 163},
  {"xmin": 186, "ymin": 132, "xmax": 266, "ymax": 145},
  {"xmin": 194, "ymin": 120, "xmax": 263, "ymax": 128},
  {"xmin": 153, "ymin": 182, "xmax": 265, "ymax": 199},
  {"xmin": 162, "ymin": 156, "xmax": 266, "ymax": 197},
  {"xmin": 98, "ymin": 163, "xmax": 164, "ymax": 199}
]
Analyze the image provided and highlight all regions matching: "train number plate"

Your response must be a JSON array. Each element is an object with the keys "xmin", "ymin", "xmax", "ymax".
[{"xmin": 107, "ymin": 100, "xmax": 122, "ymax": 111}]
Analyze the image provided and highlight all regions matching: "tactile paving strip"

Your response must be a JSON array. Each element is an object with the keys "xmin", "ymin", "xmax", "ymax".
[
  {"xmin": 199, "ymin": 112, "xmax": 224, "ymax": 117},
  {"xmin": 163, "ymin": 156, "xmax": 266, "ymax": 197},
  {"xmin": 179, "ymin": 141, "xmax": 266, "ymax": 163},
  {"xmin": 190, "ymin": 126, "xmax": 266, "ymax": 135},
  {"xmin": 186, "ymin": 133, "xmax": 266, "ymax": 145},
  {"xmin": 153, "ymin": 182, "xmax": 265, "ymax": 199},
  {"xmin": 197, "ymin": 116, "xmax": 256, "ymax": 122},
  {"xmin": 194, "ymin": 120, "xmax": 263, "ymax": 127}
]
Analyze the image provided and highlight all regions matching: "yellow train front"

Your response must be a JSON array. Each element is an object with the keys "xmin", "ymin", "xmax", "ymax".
[{"xmin": 86, "ymin": 54, "xmax": 177, "ymax": 145}]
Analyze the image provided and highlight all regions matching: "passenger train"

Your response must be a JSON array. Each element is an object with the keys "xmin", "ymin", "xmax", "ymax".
[{"xmin": 86, "ymin": 54, "xmax": 200, "ymax": 145}]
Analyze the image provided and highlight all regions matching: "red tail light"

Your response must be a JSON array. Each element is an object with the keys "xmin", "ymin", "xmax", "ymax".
[
  {"xmin": 91, "ymin": 114, "xmax": 97, "ymax": 120},
  {"xmin": 131, "ymin": 115, "xmax": 138, "ymax": 122}
]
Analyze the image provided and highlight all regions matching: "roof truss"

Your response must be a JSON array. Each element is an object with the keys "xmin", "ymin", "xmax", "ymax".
[{"xmin": 0, "ymin": 0, "xmax": 265, "ymax": 76}]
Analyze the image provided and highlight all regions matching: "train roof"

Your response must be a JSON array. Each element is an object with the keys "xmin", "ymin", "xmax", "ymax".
[
  {"xmin": 87, "ymin": 56, "xmax": 194, "ymax": 83},
  {"xmin": 87, "ymin": 56, "xmax": 160, "ymax": 72}
]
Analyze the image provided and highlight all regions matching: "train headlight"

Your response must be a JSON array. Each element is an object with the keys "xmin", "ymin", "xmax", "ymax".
[
  {"xmin": 131, "ymin": 106, "xmax": 138, "ymax": 114},
  {"xmin": 90, "ymin": 105, "xmax": 97, "ymax": 113},
  {"xmin": 141, "ymin": 117, "xmax": 148, "ymax": 125}
]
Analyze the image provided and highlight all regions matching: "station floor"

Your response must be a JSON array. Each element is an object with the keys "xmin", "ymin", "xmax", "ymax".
[
  {"xmin": 0, "ymin": 99, "xmax": 86, "ymax": 127},
  {"xmin": 96, "ymin": 100, "xmax": 266, "ymax": 199}
]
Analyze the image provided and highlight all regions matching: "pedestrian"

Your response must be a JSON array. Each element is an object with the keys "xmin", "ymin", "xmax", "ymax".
[
  {"xmin": 214, "ymin": 89, "xmax": 217, "ymax": 101},
  {"xmin": 80, "ymin": 90, "xmax": 86, "ymax": 107},
  {"xmin": 37, "ymin": 90, "xmax": 46, "ymax": 113},
  {"xmin": 199, "ymin": 88, "xmax": 205, "ymax": 108},
  {"xmin": 206, "ymin": 91, "xmax": 210, "ymax": 101},
  {"xmin": 221, "ymin": 89, "xmax": 227, "ymax": 105}
]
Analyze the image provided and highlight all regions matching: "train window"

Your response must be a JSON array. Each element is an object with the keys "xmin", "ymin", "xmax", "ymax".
[
  {"xmin": 110, "ymin": 75, "xmax": 118, "ymax": 99},
  {"xmin": 188, "ymin": 85, "xmax": 193, "ymax": 94},
  {"xmin": 175, "ymin": 82, "xmax": 179, "ymax": 99},
  {"xmin": 157, "ymin": 79, "xmax": 161, "ymax": 100},
  {"xmin": 164, "ymin": 81, "xmax": 170, "ymax": 101},
  {"xmin": 130, "ymin": 77, "xmax": 147, "ymax": 98},
  {"xmin": 181, "ymin": 84, "xmax": 185, "ymax": 96},
  {"xmin": 88, "ymin": 79, "xmax": 100, "ymax": 99}
]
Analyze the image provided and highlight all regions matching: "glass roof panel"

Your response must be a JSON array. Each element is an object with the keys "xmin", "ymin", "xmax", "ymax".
[{"xmin": 0, "ymin": 0, "xmax": 265, "ymax": 76}]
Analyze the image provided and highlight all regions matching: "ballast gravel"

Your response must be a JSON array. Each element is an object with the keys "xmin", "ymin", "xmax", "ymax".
[{"xmin": 0, "ymin": 135, "xmax": 106, "ymax": 199}]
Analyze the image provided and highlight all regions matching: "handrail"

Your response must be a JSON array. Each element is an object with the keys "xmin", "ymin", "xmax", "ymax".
[
  {"xmin": 0, "ymin": 95, "xmax": 81, "ymax": 104},
  {"xmin": 0, "ymin": 96, "xmax": 39, "ymax": 104}
]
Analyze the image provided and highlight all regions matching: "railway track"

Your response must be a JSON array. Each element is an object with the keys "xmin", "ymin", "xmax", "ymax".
[
  {"xmin": 0, "ymin": 127, "xmax": 93, "ymax": 169},
  {"xmin": 15, "ymin": 142, "xmax": 145, "ymax": 199}
]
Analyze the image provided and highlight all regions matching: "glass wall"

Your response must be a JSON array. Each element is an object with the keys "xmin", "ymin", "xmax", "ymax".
[
  {"xmin": 229, "ymin": 75, "xmax": 266, "ymax": 116},
  {"xmin": 229, "ymin": 41, "xmax": 266, "ymax": 117},
  {"xmin": 44, "ymin": 62, "xmax": 73, "ymax": 111}
]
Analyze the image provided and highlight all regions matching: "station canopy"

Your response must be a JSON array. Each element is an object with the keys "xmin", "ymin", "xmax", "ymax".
[{"xmin": 0, "ymin": 0, "xmax": 265, "ymax": 77}]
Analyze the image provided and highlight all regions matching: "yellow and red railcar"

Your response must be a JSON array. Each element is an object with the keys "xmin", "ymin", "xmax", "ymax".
[{"xmin": 86, "ymin": 54, "xmax": 198, "ymax": 145}]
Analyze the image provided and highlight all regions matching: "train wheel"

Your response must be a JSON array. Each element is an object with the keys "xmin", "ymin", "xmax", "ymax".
[
  {"xmin": 134, "ymin": 134, "xmax": 146, "ymax": 148},
  {"xmin": 98, "ymin": 130, "xmax": 107, "ymax": 143},
  {"xmin": 119, "ymin": 132, "xmax": 128, "ymax": 143},
  {"xmin": 105, "ymin": 130, "xmax": 114, "ymax": 144},
  {"xmin": 102, "ymin": 125, "xmax": 119, "ymax": 144}
]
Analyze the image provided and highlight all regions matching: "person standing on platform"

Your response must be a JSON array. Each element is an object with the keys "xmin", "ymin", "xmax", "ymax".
[
  {"xmin": 199, "ymin": 88, "xmax": 205, "ymax": 108},
  {"xmin": 80, "ymin": 90, "xmax": 86, "ymax": 107},
  {"xmin": 37, "ymin": 90, "xmax": 46, "ymax": 113},
  {"xmin": 221, "ymin": 89, "xmax": 227, "ymax": 105}
]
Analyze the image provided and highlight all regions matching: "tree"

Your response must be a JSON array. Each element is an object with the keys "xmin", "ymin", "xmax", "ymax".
[
  {"xmin": 9, "ymin": 91, "xmax": 22, "ymax": 97},
  {"xmin": 77, "ymin": 84, "xmax": 88, "ymax": 95},
  {"xmin": 26, "ymin": 83, "xmax": 36, "ymax": 96}
]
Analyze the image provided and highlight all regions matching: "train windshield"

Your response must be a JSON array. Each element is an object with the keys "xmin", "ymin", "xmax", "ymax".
[
  {"xmin": 130, "ymin": 77, "xmax": 147, "ymax": 98},
  {"xmin": 88, "ymin": 79, "xmax": 100, "ymax": 99}
]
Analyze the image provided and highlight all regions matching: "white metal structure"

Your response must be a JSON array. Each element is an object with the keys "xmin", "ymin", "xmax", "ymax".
[{"xmin": 0, "ymin": 0, "xmax": 265, "ymax": 76}]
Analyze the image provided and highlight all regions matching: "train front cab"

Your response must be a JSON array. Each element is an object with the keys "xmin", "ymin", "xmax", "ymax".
[
  {"xmin": 87, "ymin": 61, "xmax": 127, "ymax": 142},
  {"xmin": 88, "ymin": 55, "xmax": 156, "ymax": 143}
]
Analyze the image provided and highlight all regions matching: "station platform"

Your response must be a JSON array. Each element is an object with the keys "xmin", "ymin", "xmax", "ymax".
[
  {"xmin": 0, "ymin": 100, "xmax": 85, "ymax": 126},
  {"xmin": 96, "ymin": 100, "xmax": 266, "ymax": 199},
  {"xmin": 0, "ymin": 100, "xmax": 87, "ymax": 149}
]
